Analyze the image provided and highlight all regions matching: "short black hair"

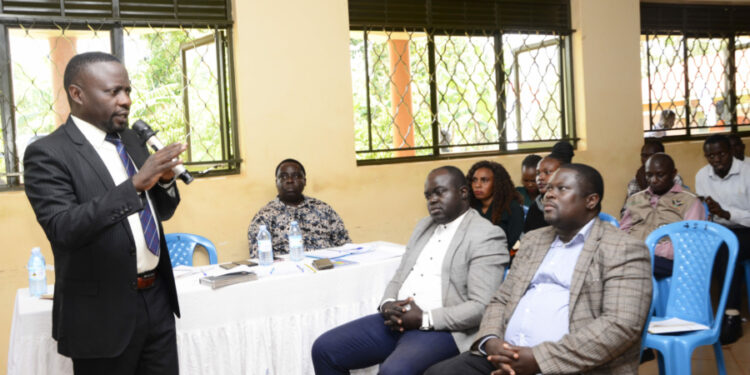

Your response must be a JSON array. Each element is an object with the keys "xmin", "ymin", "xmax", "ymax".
[
  {"xmin": 275, "ymin": 158, "xmax": 306, "ymax": 176},
  {"xmin": 643, "ymin": 139, "xmax": 665, "ymax": 153},
  {"xmin": 660, "ymin": 109, "xmax": 676, "ymax": 120},
  {"xmin": 704, "ymin": 134, "xmax": 730, "ymax": 150},
  {"xmin": 63, "ymin": 52, "xmax": 121, "ymax": 105},
  {"xmin": 548, "ymin": 141, "xmax": 574, "ymax": 164},
  {"xmin": 647, "ymin": 152, "xmax": 675, "ymax": 171},
  {"xmin": 522, "ymin": 154, "xmax": 543, "ymax": 169},
  {"xmin": 728, "ymin": 133, "xmax": 742, "ymax": 143},
  {"xmin": 431, "ymin": 165, "xmax": 468, "ymax": 189},
  {"xmin": 560, "ymin": 163, "xmax": 604, "ymax": 213}
]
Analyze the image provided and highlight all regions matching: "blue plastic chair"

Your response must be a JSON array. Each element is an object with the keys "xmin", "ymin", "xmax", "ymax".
[
  {"xmin": 598, "ymin": 212, "xmax": 619, "ymax": 228},
  {"xmin": 641, "ymin": 241, "xmax": 659, "ymax": 361},
  {"xmin": 642, "ymin": 221, "xmax": 739, "ymax": 375},
  {"xmin": 165, "ymin": 233, "xmax": 219, "ymax": 267},
  {"xmin": 744, "ymin": 260, "xmax": 750, "ymax": 313},
  {"xmin": 522, "ymin": 205, "xmax": 529, "ymax": 220}
]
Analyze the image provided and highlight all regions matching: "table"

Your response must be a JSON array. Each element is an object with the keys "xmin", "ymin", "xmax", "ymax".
[{"xmin": 8, "ymin": 241, "xmax": 404, "ymax": 375}]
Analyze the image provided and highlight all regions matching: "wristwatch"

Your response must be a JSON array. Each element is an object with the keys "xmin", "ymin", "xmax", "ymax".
[{"xmin": 419, "ymin": 311, "xmax": 432, "ymax": 331}]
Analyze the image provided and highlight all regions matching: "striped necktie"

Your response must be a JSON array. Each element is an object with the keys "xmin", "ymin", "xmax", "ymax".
[{"xmin": 105, "ymin": 132, "xmax": 160, "ymax": 256}]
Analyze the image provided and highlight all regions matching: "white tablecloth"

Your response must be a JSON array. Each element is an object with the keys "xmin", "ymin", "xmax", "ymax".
[{"xmin": 8, "ymin": 241, "xmax": 405, "ymax": 375}]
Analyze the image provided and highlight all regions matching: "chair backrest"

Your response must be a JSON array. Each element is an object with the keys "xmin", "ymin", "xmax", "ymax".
[
  {"xmin": 702, "ymin": 201, "xmax": 710, "ymax": 219},
  {"xmin": 644, "ymin": 221, "xmax": 739, "ymax": 329},
  {"xmin": 165, "ymin": 233, "xmax": 219, "ymax": 267},
  {"xmin": 598, "ymin": 212, "xmax": 620, "ymax": 228},
  {"xmin": 641, "ymin": 243, "xmax": 658, "ymax": 355}
]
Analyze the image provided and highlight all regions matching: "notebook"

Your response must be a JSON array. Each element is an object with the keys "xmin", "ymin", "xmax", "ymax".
[{"xmin": 199, "ymin": 271, "xmax": 258, "ymax": 289}]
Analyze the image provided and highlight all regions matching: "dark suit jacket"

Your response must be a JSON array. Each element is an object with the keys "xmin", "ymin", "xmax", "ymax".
[{"xmin": 23, "ymin": 116, "xmax": 181, "ymax": 358}]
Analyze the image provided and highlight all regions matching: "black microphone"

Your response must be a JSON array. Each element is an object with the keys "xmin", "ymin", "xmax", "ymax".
[{"xmin": 131, "ymin": 120, "xmax": 194, "ymax": 185}]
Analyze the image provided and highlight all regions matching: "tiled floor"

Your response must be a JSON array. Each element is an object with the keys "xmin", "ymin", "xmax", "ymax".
[{"xmin": 639, "ymin": 320, "xmax": 750, "ymax": 374}]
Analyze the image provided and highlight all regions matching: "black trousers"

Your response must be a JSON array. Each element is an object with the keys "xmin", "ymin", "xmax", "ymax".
[
  {"xmin": 653, "ymin": 255, "xmax": 673, "ymax": 279},
  {"xmin": 425, "ymin": 352, "xmax": 495, "ymax": 375},
  {"xmin": 712, "ymin": 227, "xmax": 750, "ymax": 312},
  {"xmin": 72, "ymin": 274, "xmax": 178, "ymax": 375}
]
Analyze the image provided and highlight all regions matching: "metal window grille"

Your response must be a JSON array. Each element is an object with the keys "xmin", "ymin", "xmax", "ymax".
[
  {"xmin": 348, "ymin": 0, "xmax": 575, "ymax": 163},
  {"xmin": 640, "ymin": 3, "xmax": 750, "ymax": 139},
  {"xmin": 0, "ymin": 0, "xmax": 239, "ymax": 189}
]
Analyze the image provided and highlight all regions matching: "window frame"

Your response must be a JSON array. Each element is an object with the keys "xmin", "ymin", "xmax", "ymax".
[
  {"xmin": 348, "ymin": 0, "xmax": 576, "ymax": 165},
  {"xmin": 351, "ymin": 26, "xmax": 577, "ymax": 165},
  {"xmin": 640, "ymin": 2, "xmax": 750, "ymax": 141},
  {"xmin": 0, "ymin": 0, "xmax": 240, "ymax": 190}
]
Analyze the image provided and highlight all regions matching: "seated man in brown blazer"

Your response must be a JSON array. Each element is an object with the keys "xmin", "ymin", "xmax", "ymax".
[{"xmin": 426, "ymin": 163, "xmax": 652, "ymax": 375}]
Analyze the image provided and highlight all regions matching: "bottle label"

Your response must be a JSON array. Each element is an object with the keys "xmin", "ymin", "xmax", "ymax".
[
  {"xmin": 289, "ymin": 237, "xmax": 302, "ymax": 247},
  {"xmin": 259, "ymin": 242, "xmax": 272, "ymax": 253},
  {"xmin": 30, "ymin": 269, "xmax": 45, "ymax": 280}
]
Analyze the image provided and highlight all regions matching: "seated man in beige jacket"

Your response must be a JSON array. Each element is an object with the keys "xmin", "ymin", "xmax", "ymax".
[
  {"xmin": 312, "ymin": 166, "xmax": 509, "ymax": 375},
  {"xmin": 620, "ymin": 153, "xmax": 705, "ymax": 278},
  {"xmin": 426, "ymin": 163, "xmax": 652, "ymax": 375}
]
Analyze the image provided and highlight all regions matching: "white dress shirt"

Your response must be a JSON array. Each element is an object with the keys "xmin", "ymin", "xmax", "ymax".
[
  {"xmin": 696, "ymin": 158, "xmax": 750, "ymax": 228},
  {"xmin": 503, "ymin": 218, "xmax": 595, "ymax": 347},
  {"xmin": 397, "ymin": 210, "xmax": 469, "ymax": 313},
  {"xmin": 72, "ymin": 116, "xmax": 160, "ymax": 273}
]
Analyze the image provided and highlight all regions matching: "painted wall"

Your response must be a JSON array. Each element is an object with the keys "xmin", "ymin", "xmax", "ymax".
[{"xmin": 0, "ymin": 0, "xmax": 747, "ymax": 370}]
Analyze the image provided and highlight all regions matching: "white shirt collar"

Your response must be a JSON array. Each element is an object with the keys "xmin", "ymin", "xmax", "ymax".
[
  {"xmin": 551, "ymin": 217, "xmax": 596, "ymax": 248},
  {"xmin": 71, "ymin": 115, "xmax": 110, "ymax": 148},
  {"xmin": 707, "ymin": 157, "xmax": 743, "ymax": 180},
  {"xmin": 435, "ymin": 209, "xmax": 470, "ymax": 233}
]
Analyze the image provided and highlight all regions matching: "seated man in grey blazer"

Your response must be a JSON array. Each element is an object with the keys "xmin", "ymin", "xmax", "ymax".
[
  {"xmin": 426, "ymin": 163, "xmax": 652, "ymax": 375},
  {"xmin": 312, "ymin": 166, "xmax": 509, "ymax": 375}
]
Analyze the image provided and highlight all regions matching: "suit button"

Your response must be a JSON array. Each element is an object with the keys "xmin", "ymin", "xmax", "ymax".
[
  {"xmin": 129, "ymin": 247, "xmax": 136, "ymax": 256},
  {"xmin": 130, "ymin": 281, "xmax": 137, "ymax": 290}
]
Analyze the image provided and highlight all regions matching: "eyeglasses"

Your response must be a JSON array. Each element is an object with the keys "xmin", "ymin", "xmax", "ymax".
[{"xmin": 277, "ymin": 173, "xmax": 305, "ymax": 181}]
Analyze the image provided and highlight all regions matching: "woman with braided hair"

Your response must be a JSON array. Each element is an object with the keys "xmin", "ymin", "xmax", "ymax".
[{"xmin": 466, "ymin": 160, "xmax": 524, "ymax": 253}]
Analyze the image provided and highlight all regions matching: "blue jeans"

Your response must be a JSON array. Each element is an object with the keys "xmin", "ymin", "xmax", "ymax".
[{"xmin": 312, "ymin": 313, "xmax": 459, "ymax": 375}]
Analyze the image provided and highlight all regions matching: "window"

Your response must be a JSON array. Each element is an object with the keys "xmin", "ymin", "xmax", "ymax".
[
  {"xmin": 0, "ymin": 0, "xmax": 239, "ymax": 189},
  {"xmin": 640, "ymin": 3, "xmax": 750, "ymax": 139},
  {"xmin": 348, "ymin": 0, "xmax": 574, "ymax": 163}
]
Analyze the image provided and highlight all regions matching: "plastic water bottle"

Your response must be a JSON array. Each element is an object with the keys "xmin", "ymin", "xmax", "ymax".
[
  {"xmin": 257, "ymin": 225, "xmax": 273, "ymax": 266},
  {"xmin": 28, "ymin": 247, "xmax": 47, "ymax": 297},
  {"xmin": 288, "ymin": 221, "xmax": 305, "ymax": 262}
]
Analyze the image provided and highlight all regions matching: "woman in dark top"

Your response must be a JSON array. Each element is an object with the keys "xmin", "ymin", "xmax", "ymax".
[
  {"xmin": 516, "ymin": 154, "xmax": 542, "ymax": 207},
  {"xmin": 467, "ymin": 160, "xmax": 524, "ymax": 252},
  {"xmin": 523, "ymin": 141, "xmax": 575, "ymax": 233}
]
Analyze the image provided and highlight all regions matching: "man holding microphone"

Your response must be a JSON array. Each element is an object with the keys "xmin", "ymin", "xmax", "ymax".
[{"xmin": 24, "ymin": 52, "xmax": 186, "ymax": 374}]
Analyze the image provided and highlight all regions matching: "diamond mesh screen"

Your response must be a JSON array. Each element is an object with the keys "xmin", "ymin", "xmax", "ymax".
[
  {"xmin": 641, "ymin": 33, "xmax": 750, "ymax": 138},
  {"xmin": 351, "ymin": 28, "xmax": 573, "ymax": 162},
  {"xmin": 0, "ymin": 22, "xmax": 237, "ymax": 188}
]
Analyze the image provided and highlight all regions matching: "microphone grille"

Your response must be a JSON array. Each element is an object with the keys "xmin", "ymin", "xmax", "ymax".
[{"xmin": 131, "ymin": 120, "xmax": 155, "ymax": 140}]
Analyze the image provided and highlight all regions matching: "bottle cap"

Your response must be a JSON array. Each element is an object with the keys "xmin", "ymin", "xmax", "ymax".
[
  {"xmin": 32, "ymin": 247, "xmax": 41, "ymax": 253},
  {"xmin": 259, "ymin": 225, "xmax": 267, "ymax": 230}
]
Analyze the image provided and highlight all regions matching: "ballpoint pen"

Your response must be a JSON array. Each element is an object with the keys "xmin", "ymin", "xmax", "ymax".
[{"xmin": 296, "ymin": 264, "xmax": 305, "ymax": 273}]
